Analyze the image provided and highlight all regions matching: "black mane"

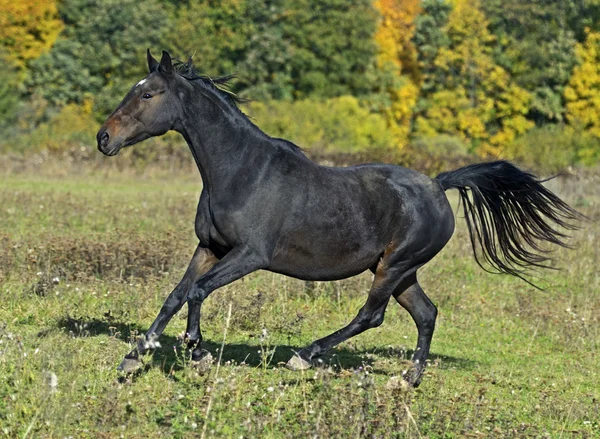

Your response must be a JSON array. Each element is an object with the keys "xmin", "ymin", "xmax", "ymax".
[
  {"xmin": 173, "ymin": 57, "xmax": 305, "ymax": 156},
  {"xmin": 173, "ymin": 58, "xmax": 243, "ymax": 108}
]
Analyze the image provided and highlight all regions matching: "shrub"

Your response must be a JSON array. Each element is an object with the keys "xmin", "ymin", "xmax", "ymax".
[
  {"xmin": 246, "ymin": 96, "xmax": 397, "ymax": 154},
  {"xmin": 503, "ymin": 125, "xmax": 600, "ymax": 174},
  {"xmin": 4, "ymin": 100, "xmax": 96, "ymax": 154},
  {"xmin": 403, "ymin": 135, "xmax": 473, "ymax": 176},
  {"xmin": 0, "ymin": 99, "xmax": 192, "ymax": 172}
]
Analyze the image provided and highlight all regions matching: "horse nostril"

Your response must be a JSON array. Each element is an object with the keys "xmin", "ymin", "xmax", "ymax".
[{"xmin": 98, "ymin": 131, "xmax": 110, "ymax": 148}]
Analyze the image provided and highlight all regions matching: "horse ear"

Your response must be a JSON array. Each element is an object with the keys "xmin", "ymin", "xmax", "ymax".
[
  {"xmin": 158, "ymin": 50, "xmax": 173, "ymax": 74},
  {"xmin": 147, "ymin": 49, "xmax": 159, "ymax": 72}
]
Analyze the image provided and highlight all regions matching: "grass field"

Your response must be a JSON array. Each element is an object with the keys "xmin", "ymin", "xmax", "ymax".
[{"xmin": 0, "ymin": 165, "xmax": 598, "ymax": 438}]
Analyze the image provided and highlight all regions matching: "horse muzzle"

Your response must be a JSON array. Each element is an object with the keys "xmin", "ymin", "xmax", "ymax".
[{"xmin": 96, "ymin": 128, "xmax": 121, "ymax": 156}]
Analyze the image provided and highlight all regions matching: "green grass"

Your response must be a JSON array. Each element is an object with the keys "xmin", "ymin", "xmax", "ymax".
[{"xmin": 0, "ymin": 170, "xmax": 598, "ymax": 438}]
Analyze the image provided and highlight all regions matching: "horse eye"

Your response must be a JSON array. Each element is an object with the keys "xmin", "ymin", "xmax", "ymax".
[{"xmin": 142, "ymin": 93, "xmax": 152, "ymax": 100}]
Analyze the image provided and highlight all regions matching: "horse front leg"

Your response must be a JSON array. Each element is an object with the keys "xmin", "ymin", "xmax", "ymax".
[
  {"xmin": 117, "ymin": 245, "xmax": 218, "ymax": 372},
  {"xmin": 184, "ymin": 244, "xmax": 267, "ymax": 349},
  {"xmin": 119, "ymin": 245, "xmax": 266, "ymax": 372},
  {"xmin": 185, "ymin": 299, "xmax": 215, "ymax": 367}
]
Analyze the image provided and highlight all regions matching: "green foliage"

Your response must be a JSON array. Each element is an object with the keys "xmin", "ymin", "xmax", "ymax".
[
  {"xmin": 482, "ymin": 0, "xmax": 578, "ymax": 124},
  {"xmin": 505, "ymin": 125, "xmax": 600, "ymax": 173},
  {"xmin": 564, "ymin": 0, "xmax": 600, "ymax": 40},
  {"xmin": 0, "ymin": 52, "xmax": 19, "ymax": 127},
  {"xmin": 1, "ymin": 0, "xmax": 600, "ymax": 169},
  {"xmin": 414, "ymin": 0, "xmax": 533, "ymax": 157},
  {"xmin": 235, "ymin": 0, "xmax": 380, "ymax": 100},
  {"xmin": 24, "ymin": 39, "xmax": 103, "ymax": 106},
  {"xmin": 25, "ymin": 0, "xmax": 168, "ymax": 113},
  {"xmin": 171, "ymin": 0, "xmax": 252, "ymax": 77},
  {"xmin": 247, "ymin": 96, "xmax": 395, "ymax": 153},
  {"xmin": 412, "ymin": 0, "xmax": 452, "ymax": 96},
  {"xmin": 25, "ymin": 0, "xmax": 379, "ymax": 106}
]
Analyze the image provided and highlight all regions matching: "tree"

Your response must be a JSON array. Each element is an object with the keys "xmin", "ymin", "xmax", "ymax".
[
  {"xmin": 231, "ymin": 1, "xmax": 295, "ymax": 100},
  {"xmin": 0, "ymin": 51, "xmax": 19, "ymax": 127},
  {"xmin": 415, "ymin": 0, "xmax": 533, "ymax": 156},
  {"xmin": 25, "ymin": 39, "xmax": 103, "ymax": 106},
  {"xmin": 412, "ymin": 0, "xmax": 452, "ymax": 97},
  {"xmin": 371, "ymin": 0, "xmax": 421, "ymax": 147},
  {"xmin": 171, "ymin": 0, "xmax": 253, "ymax": 77},
  {"xmin": 25, "ymin": 0, "xmax": 380, "ymax": 108},
  {"xmin": 482, "ymin": 0, "xmax": 578, "ymax": 124},
  {"xmin": 564, "ymin": 29, "xmax": 600, "ymax": 138},
  {"xmin": 235, "ymin": 0, "xmax": 380, "ymax": 100},
  {"xmin": 25, "ymin": 0, "xmax": 168, "ymax": 115},
  {"xmin": 565, "ymin": 0, "xmax": 600, "ymax": 41},
  {"xmin": 0, "ymin": 0, "xmax": 63, "ymax": 68},
  {"xmin": 373, "ymin": 0, "xmax": 420, "ymax": 77}
]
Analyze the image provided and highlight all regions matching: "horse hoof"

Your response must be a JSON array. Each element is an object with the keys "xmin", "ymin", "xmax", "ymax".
[
  {"xmin": 401, "ymin": 367, "xmax": 422, "ymax": 388},
  {"xmin": 191, "ymin": 349, "xmax": 214, "ymax": 374},
  {"xmin": 286, "ymin": 355, "xmax": 311, "ymax": 371},
  {"xmin": 117, "ymin": 357, "xmax": 143, "ymax": 374}
]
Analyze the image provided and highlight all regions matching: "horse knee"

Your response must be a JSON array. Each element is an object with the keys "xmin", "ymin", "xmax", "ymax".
[
  {"xmin": 357, "ymin": 308, "xmax": 386, "ymax": 329},
  {"xmin": 188, "ymin": 286, "xmax": 208, "ymax": 303}
]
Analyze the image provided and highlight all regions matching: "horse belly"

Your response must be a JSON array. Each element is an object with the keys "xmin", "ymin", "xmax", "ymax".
[
  {"xmin": 268, "ymin": 231, "xmax": 382, "ymax": 281},
  {"xmin": 265, "ymin": 167, "xmax": 398, "ymax": 280}
]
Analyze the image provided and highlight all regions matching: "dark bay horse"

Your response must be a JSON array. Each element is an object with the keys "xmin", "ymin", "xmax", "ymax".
[{"xmin": 96, "ymin": 50, "xmax": 581, "ymax": 386}]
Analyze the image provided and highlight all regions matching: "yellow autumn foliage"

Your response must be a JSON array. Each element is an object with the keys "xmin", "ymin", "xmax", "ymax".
[
  {"xmin": 14, "ymin": 100, "xmax": 96, "ymax": 153},
  {"xmin": 373, "ymin": 0, "xmax": 421, "ymax": 148},
  {"xmin": 418, "ymin": 0, "xmax": 532, "ymax": 157},
  {"xmin": 0, "ymin": 0, "xmax": 63, "ymax": 68},
  {"xmin": 373, "ymin": 0, "xmax": 420, "ymax": 73},
  {"xmin": 564, "ymin": 29, "xmax": 600, "ymax": 138},
  {"xmin": 386, "ymin": 79, "xmax": 419, "ymax": 147}
]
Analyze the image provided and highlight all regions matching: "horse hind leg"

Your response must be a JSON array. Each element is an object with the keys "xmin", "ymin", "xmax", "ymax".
[
  {"xmin": 393, "ymin": 274, "xmax": 437, "ymax": 387},
  {"xmin": 286, "ymin": 248, "xmax": 417, "ymax": 371},
  {"xmin": 287, "ymin": 277, "xmax": 394, "ymax": 370}
]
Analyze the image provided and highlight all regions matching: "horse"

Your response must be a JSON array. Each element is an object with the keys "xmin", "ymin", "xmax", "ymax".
[{"xmin": 96, "ymin": 50, "xmax": 581, "ymax": 386}]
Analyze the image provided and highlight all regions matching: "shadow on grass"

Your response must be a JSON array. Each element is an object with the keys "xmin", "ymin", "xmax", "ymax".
[
  {"xmin": 51, "ymin": 316, "xmax": 475, "ymax": 375},
  {"xmin": 49, "ymin": 315, "xmax": 147, "ymax": 340},
  {"xmin": 196, "ymin": 341, "xmax": 474, "ymax": 375}
]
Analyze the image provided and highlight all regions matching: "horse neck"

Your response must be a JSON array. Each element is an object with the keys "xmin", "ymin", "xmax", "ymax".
[{"xmin": 176, "ymin": 90, "xmax": 271, "ymax": 190}]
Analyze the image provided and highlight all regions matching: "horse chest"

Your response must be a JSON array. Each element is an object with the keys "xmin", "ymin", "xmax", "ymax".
[{"xmin": 194, "ymin": 191, "xmax": 235, "ymax": 248}]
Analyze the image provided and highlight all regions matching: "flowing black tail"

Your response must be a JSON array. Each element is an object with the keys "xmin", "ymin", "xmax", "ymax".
[{"xmin": 436, "ymin": 160, "xmax": 583, "ymax": 284}]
